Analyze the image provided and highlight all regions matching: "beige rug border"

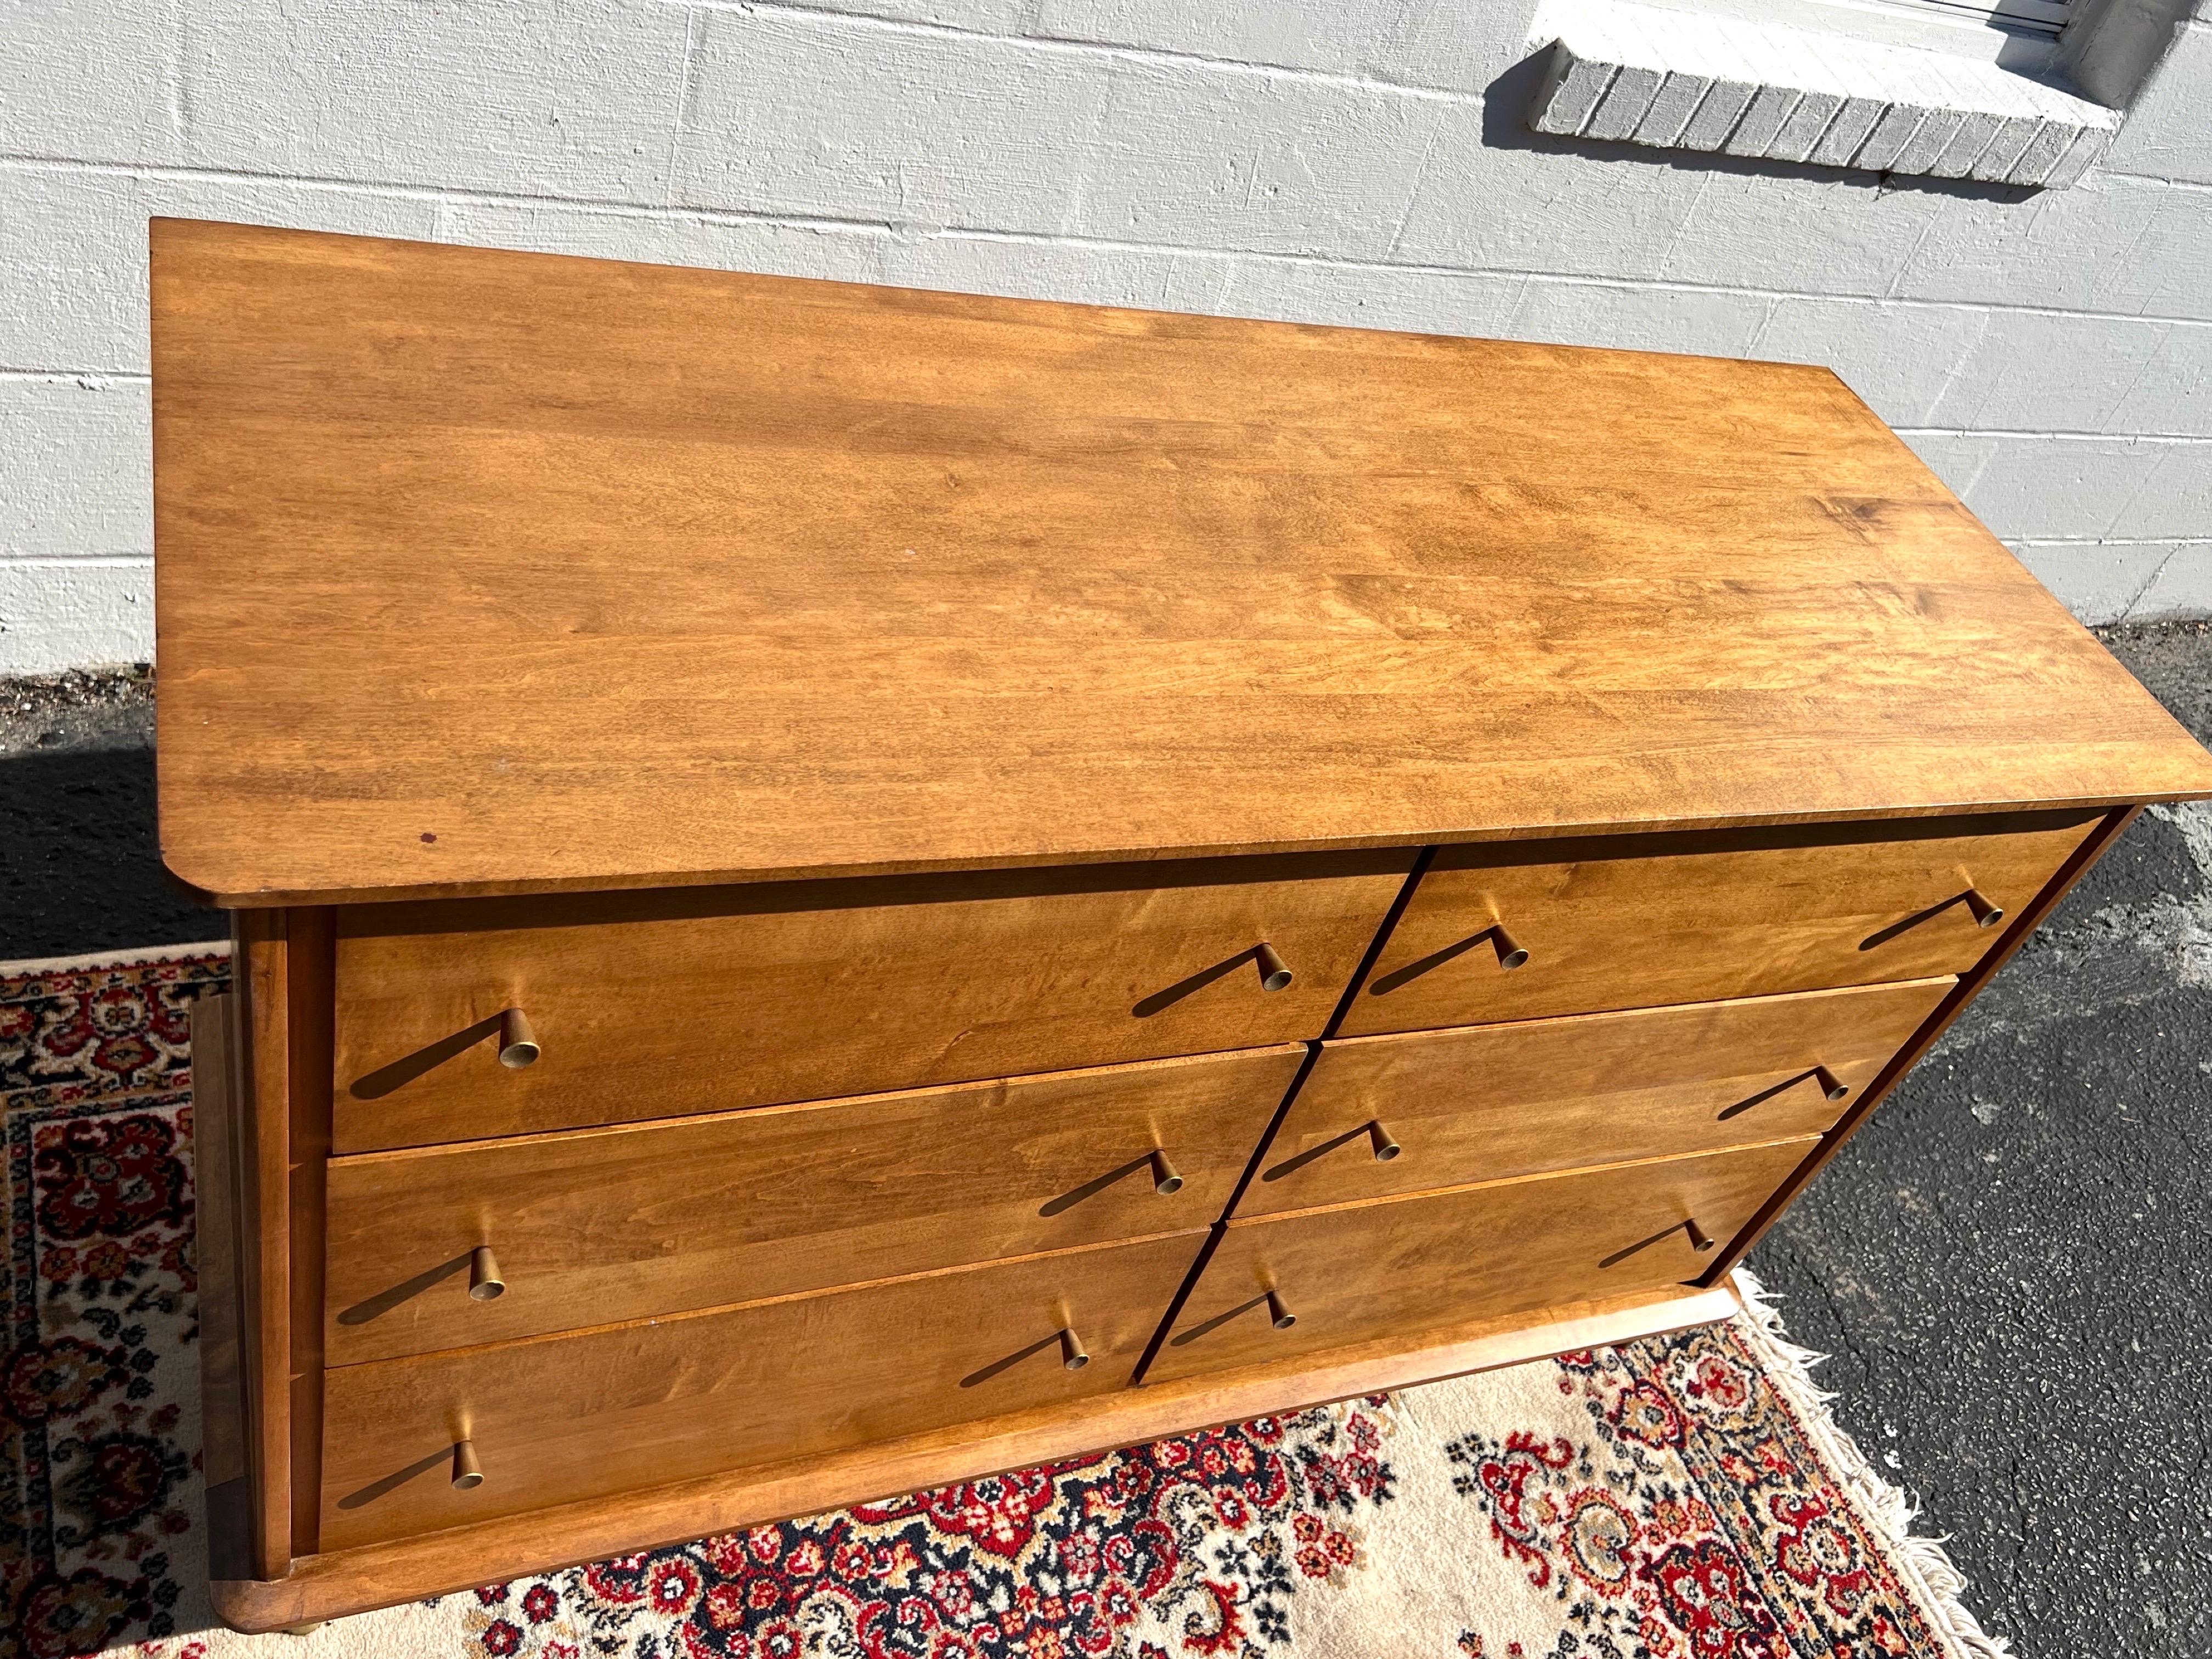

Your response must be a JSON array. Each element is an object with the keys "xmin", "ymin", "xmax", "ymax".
[
  {"xmin": 1730, "ymin": 1266, "xmax": 2011, "ymax": 1659},
  {"xmin": 0, "ymin": 939, "xmax": 232, "ymax": 979}
]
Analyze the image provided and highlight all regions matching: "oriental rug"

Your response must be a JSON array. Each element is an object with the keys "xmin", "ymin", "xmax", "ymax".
[{"xmin": 0, "ymin": 946, "xmax": 2008, "ymax": 1658}]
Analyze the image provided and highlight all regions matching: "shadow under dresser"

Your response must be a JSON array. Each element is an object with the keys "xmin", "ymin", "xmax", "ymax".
[{"xmin": 149, "ymin": 218, "xmax": 2212, "ymax": 1629}]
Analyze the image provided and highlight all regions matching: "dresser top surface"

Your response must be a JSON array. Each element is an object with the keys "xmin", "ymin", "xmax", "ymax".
[{"xmin": 150, "ymin": 219, "xmax": 2212, "ymax": 906}]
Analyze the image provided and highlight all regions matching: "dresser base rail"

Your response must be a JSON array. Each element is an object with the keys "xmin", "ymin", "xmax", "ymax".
[{"xmin": 206, "ymin": 1280, "xmax": 1739, "ymax": 1632}]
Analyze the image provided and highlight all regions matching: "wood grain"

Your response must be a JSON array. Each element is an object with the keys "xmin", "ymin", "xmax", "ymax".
[
  {"xmin": 150, "ymin": 221, "xmax": 2212, "ymax": 907},
  {"xmin": 318, "ymin": 1234, "xmax": 1200, "ymax": 1551},
  {"xmin": 329, "ymin": 855, "xmax": 1404, "ymax": 1151},
  {"xmin": 152, "ymin": 216, "xmax": 2212, "ymax": 1629},
  {"xmin": 1246, "ymin": 979, "xmax": 1950, "ymax": 1216},
  {"xmin": 1146, "ymin": 1139, "xmax": 1814, "ymax": 1385},
  {"xmin": 1701, "ymin": 804, "xmax": 2142, "ymax": 1280},
  {"xmin": 232, "ymin": 911, "xmax": 294, "ymax": 1579},
  {"xmin": 216, "ymin": 1281, "xmax": 1739, "ymax": 1631},
  {"xmin": 283, "ymin": 909, "xmax": 335, "ymax": 1558},
  {"xmin": 190, "ymin": 994, "xmax": 249, "ymax": 1492},
  {"xmin": 323, "ymin": 1045, "xmax": 1301, "ymax": 1364},
  {"xmin": 1338, "ymin": 811, "xmax": 2100, "ymax": 1037}
]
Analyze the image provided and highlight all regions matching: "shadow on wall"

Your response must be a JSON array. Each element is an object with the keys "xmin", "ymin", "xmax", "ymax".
[
  {"xmin": 0, "ymin": 745, "xmax": 228, "ymax": 961},
  {"xmin": 1481, "ymin": 48, "xmax": 2045, "ymax": 204}
]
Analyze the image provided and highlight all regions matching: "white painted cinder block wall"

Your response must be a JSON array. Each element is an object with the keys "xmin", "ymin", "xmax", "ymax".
[{"xmin": 3, "ymin": 0, "xmax": 2209, "ymax": 673}]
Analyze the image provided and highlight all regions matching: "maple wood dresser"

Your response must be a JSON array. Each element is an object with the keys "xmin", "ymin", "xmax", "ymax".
[{"xmin": 153, "ymin": 219, "xmax": 2212, "ymax": 1630}]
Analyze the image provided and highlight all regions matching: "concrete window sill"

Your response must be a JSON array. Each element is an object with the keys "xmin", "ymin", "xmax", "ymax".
[{"xmin": 1526, "ymin": 0, "xmax": 2120, "ymax": 187}]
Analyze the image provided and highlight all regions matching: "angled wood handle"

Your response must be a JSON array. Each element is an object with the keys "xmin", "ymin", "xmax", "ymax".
[
  {"xmin": 1722, "ymin": 1065, "xmax": 1851, "ymax": 1122},
  {"xmin": 1600, "ymin": 1214, "xmax": 1719, "ymax": 1269},
  {"xmin": 1261, "ymin": 1118, "xmax": 1405, "ymax": 1184},
  {"xmin": 1148, "ymin": 1150, "xmax": 1184, "ymax": 1195},
  {"xmin": 1861, "ymin": 878, "xmax": 2008, "ymax": 953},
  {"xmin": 451, "ymin": 1438, "xmax": 484, "ymax": 1489},
  {"xmin": 1171, "ymin": 1286, "xmax": 1301, "ymax": 1347},
  {"xmin": 497, "ymin": 1008, "xmax": 540, "ymax": 1069},
  {"xmin": 1059, "ymin": 1328, "xmax": 1090, "ymax": 1371},
  {"xmin": 468, "ymin": 1245, "xmax": 505, "ymax": 1301},
  {"xmin": 1490, "ymin": 925, "xmax": 1528, "ymax": 970},
  {"xmin": 1253, "ymin": 943, "xmax": 1293, "ymax": 992}
]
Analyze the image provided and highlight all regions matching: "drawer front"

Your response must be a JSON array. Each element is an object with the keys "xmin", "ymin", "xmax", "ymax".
[
  {"xmin": 320, "ymin": 1232, "xmax": 1198, "ymax": 1550},
  {"xmin": 325, "ymin": 1045, "xmax": 1300, "ymax": 1365},
  {"xmin": 1147, "ymin": 1140, "xmax": 1813, "ymax": 1385},
  {"xmin": 1339, "ymin": 811, "xmax": 2098, "ymax": 1037},
  {"xmin": 333, "ymin": 851, "xmax": 1412, "ymax": 1152},
  {"xmin": 1244, "ymin": 979, "xmax": 1948, "ymax": 1217}
]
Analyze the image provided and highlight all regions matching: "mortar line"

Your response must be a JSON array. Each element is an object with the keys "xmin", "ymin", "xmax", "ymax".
[
  {"xmin": 2095, "ymin": 442, "xmax": 2176, "ymax": 539},
  {"xmin": 2115, "ymin": 546, "xmax": 2183, "ymax": 622},
  {"xmin": 2095, "ymin": 319, "xmax": 2177, "ymax": 433},
  {"xmin": 662, "ymin": 7, "xmax": 706, "ymax": 199},
  {"xmin": 0, "ymin": 369, "xmax": 151, "ymax": 383},
  {"xmin": 15, "ymin": 168, "xmax": 2212, "ymax": 365},
  {"xmin": 1895, "ymin": 427, "xmax": 2212, "ymax": 444},
  {"xmin": 10, "ymin": 153, "xmax": 2212, "ymax": 334},
  {"xmin": 2100, "ymin": 171, "xmax": 2212, "ymax": 193},
  {"xmin": 659, "ymin": 0, "xmax": 1479, "ymax": 104},
  {"xmin": 1381, "ymin": 113, "xmax": 1448, "ymax": 263},
  {"xmin": 2007, "ymin": 535, "xmax": 2212, "ymax": 546}
]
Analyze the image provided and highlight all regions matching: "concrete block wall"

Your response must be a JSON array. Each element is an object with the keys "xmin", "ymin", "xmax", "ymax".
[{"xmin": 2, "ymin": 0, "xmax": 2208, "ymax": 672}]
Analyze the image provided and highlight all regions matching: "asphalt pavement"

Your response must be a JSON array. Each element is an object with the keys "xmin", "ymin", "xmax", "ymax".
[{"xmin": 1752, "ymin": 620, "xmax": 2212, "ymax": 1655}]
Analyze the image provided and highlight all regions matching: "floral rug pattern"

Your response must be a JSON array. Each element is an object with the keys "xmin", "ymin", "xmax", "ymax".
[
  {"xmin": 0, "ymin": 949, "xmax": 2006, "ymax": 1658},
  {"xmin": 458, "ymin": 1403, "xmax": 1391, "ymax": 1659},
  {"xmin": 2, "ymin": 949, "xmax": 229, "ymax": 1658}
]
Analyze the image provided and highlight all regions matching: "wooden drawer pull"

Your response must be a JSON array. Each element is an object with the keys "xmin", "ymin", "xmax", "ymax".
[
  {"xmin": 1364, "ymin": 922, "xmax": 1527, "ymax": 997},
  {"xmin": 1861, "ymin": 879, "xmax": 2008, "ymax": 951},
  {"xmin": 467, "ymin": 1245, "xmax": 505, "ymax": 1301},
  {"xmin": 1718, "ymin": 1064, "xmax": 1853, "ymax": 1121},
  {"xmin": 1135, "ymin": 944, "xmax": 1295, "ymax": 1016},
  {"xmin": 451, "ymin": 1438, "xmax": 484, "ymax": 1490},
  {"xmin": 1601, "ymin": 1215, "xmax": 1719, "ymax": 1269},
  {"xmin": 496, "ymin": 1008, "xmax": 540, "ymax": 1069},
  {"xmin": 962, "ymin": 1323, "xmax": 1096, "ymax": 1386},
  {"xmin": 1171, "ymin": 1287, "xmax": 1299, "ymax": 1346},
  {"xmin": 1059, "ymin": 1327, "xmax": 1091, "ymax": 1371},
  {"xmin": 1262, "ymin": 1118, "xmax": 1403, "ymax": 1184},
  {"xmin": 1039, "ymin": 1147, "xmax": 1193, "ymax": 1216}
]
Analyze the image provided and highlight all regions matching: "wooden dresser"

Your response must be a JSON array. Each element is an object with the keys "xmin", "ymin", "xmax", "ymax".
[{"xmin": 153, "ymin": 219, "xmax": 2212, "ymax": 1631}]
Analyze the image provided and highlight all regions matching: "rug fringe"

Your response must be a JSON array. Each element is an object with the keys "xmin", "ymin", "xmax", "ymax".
[
  {"xmin": 0, "ymin": 939, "xmax": 232, "ymax": 979},
  {"xmin": 1729, "ymin": 1268, "xmax": 2012, "ymax": 1659}
]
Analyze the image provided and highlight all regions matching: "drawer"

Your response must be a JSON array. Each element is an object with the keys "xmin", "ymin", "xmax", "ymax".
[
  {"xmin": 1244, "ymin": 979, "xmax": 1948, "ymax": 1217},
  {"xmin": 332, "ymin": 850, "xmax": 1412, "ymax": 1151},
  {"xmin": 325, "ymin": 1045, "xmax": 1300, "ymax": 1364},
  {"xmin": 1147, "ymin": 1139, "xmax": 1812, "ymax": 1385},
  {"xmin": 320, "ymin": 1231, "xmax": 1197, "ymax": 1551},
  {"xmin": 1339, "ymin": 810, "xmax": 2098, "ymax": 1037}
]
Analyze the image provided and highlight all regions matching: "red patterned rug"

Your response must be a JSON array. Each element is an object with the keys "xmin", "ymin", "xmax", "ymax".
[{"xmin": 0, "ymin": 948, "xmax": 2008, "ymax": 1658}]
